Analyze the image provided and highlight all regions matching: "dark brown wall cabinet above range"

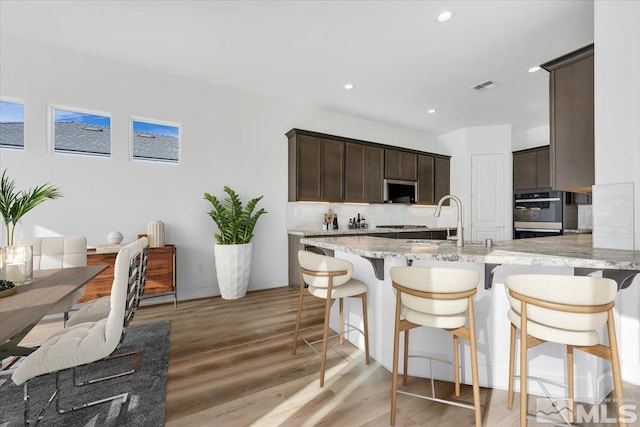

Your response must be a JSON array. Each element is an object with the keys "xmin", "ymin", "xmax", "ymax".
[
  {"xmin": 417, "ymin": 155, "xmax": 451, "ymax": 204},
  {"xmin": 541, "ymin": 44, "xmax": 594, "ymax": 193},
  {"xmin": 384, "ymin": 149, "xmax": 417, "ymax": 181},
  {"xmin": 287, "ymin": 128, "xmax": 450, "ymax": 204},
  {"xmin": 513, "ymin": 146, "xmax": 550, "ymax": 190},
  {"xmin": 345, "ymin": 143, "xmax": 384, "ymax": 203}
]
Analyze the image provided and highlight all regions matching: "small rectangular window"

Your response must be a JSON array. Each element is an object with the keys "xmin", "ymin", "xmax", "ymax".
[
  {"xmin": 0, "ymin": 100, "xmax": 25, "ymax": 149},
  {"xmin": 52, "ymin": 106, "xmax": 111, "ymax": 157},
  {"xmin": 130, "ymin": 118, "xmax": 180, "ymax": 163}
]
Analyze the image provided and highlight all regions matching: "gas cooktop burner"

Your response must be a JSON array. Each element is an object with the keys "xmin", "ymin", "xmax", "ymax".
[{"xmin": 377, "ymin": 225, "xmax": 429, "ymax": 229}]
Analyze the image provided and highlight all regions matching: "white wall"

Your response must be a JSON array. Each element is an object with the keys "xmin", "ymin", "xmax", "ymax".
[
  {"xmin": 594, "ymin": 0, "xmax": 640, "ymax": 386},
  {"xmin": 0, "ymin": 35, "xmax": 440, "ymax": 301},
  {"xmin": 593, "ymin": 0, "xmax": 640, "ymax": 250}
]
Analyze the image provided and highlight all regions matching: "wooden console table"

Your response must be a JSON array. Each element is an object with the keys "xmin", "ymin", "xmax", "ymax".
[{"xmin": 81, "ymin": 244, "xmax": 177, "ymax": 307}]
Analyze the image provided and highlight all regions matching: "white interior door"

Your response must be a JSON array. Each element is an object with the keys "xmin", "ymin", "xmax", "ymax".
[{"xmin": 471, "ymin": 153, "xmax": 508, "ymax": 241}]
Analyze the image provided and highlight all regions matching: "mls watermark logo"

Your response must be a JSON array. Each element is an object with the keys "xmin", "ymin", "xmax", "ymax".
[{"xmin": 536, "ymin": 397, "xmax": 638, "ymax": 425}]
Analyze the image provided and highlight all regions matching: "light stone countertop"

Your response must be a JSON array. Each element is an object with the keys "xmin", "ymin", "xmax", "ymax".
[{"xmin": 300, "ymin": 234, "xmax": 640, "ymax": 271}]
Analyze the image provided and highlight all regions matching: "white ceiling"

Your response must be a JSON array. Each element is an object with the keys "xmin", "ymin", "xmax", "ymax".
[{"xmin": 0, "ymin": 0, "xmax": 594, "ymax": 135}]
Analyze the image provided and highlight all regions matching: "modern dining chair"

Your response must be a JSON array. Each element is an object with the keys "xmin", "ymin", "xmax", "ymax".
[
  {"xmin": 504, "ymin": 274, "xmax": 625, "ymax": 427},
  {"xmin": 292, "ymin": 250, "xmax": 370, "ymax": 387},
  {"xmin": 19, "ymin": 236, "xmax": 87, "ymax": 324},
  {"xmin": 11, "ymin": 238, "xmax": 146, "ymax": 426},
  {"xmin": 389, "ymin": 266, "xmax": 482, "ymax": 426},
  {"xmin": 66, "ymin": 237, "xmax": 148, "ymax": 328}
]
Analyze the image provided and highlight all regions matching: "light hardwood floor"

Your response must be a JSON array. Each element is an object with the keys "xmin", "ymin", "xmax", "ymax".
[{"xmin": 19, "ymin": 287, "xmax": 640, "ymax": 426}]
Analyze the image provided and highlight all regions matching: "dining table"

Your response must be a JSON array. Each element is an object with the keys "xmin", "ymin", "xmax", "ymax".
[{"xmin": 0, "ymin": 264, "xmax": 109, "ymax": 359}]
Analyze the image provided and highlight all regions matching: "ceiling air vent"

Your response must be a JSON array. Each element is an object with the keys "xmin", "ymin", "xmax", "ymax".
[{"xmin": 471, "ymin": 80, "xmax": 498, "ymax": 91}]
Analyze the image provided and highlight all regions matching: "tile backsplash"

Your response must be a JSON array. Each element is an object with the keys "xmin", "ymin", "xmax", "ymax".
[
  {"xmin": 578, "ymin": 204, "xmax": 593, "ymax": 229},
  {"xmin": 286, "ymin": 202, "xmax": 457, "ymax": 231},
  {"xmin": 592, "ymin": 182, "xmax": 635, "ymax": 250}
]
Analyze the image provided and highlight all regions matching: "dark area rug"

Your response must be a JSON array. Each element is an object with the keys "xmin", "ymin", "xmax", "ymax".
[{"xmin": 0, "ymin": 320, "xmax": 170, "ymax": 427}]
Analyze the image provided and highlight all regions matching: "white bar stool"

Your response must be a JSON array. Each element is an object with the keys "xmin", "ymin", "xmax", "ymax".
[
  {"xmin": 389, "ymin": 266, "xmax": 482, "ymax": 426},
  {"xmin": 504, "ymin": 274, "xmax": 625, "ymax": 427},
  {"xmin": 292, "ymin": 250, "xmax": 370, "ymax": 387}
]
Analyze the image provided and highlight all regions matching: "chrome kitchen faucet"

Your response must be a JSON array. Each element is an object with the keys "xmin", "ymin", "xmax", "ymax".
[{"xmin": 434, "ymin": 194, "xmax": 464, "ymax": 248}]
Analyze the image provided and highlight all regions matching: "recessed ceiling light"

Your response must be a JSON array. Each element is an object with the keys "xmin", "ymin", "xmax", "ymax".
[
  {"xmin": 344, "ymin": 83, "xmax": 355, "ymax": 90},
  {"xmin": 528, "ymin": 66, "xmax": 541, "ymax": 73},
  {"xmin": 427, "ymin": 109, "xmax": 437, "ymax": 114},
  {"xmin": 437, "ymin": 11, "xmax": 453, "ymax": 23}
]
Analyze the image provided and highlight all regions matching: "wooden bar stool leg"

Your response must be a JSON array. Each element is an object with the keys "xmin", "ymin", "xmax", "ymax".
[
  {"xmin": 508, "ymin": 322, "xmax": 516, "ymax": 409},
  {"xmin": 390, "ymin": 293, "xmax": 402, "ymax": 426},
  {"xmin": 454, "ymin": 334, "xmax": 461, "ymax": 397},
  {"xmin": 519, "ymin": 303, "xmax": 528, "ymax": 427},
  {"xmin": 319, "ymin": 283, "xmax": 334, "ymax": 387},
  {"xmin": 468, "ymin": 298, "xmax": 482, "ymax": 427},
  {"xmin": 292, "ymin": 282, "xmax": 305, "ymax": 355},
  {"xmin": 361, "ymin": 293, "xmax": 370, "ymax": 364},
  {"xmin": 607, "ymin": 310, "xmax": 626, "ymax": 427},
  {"xmin": 567, "ymin": 345, "xmax": 574, "ymax": 423},
  {"xmin": 339, "ymin": 298, "xmax": 344, "ymax": 345},
  {"xmin": 403, "ymin": 329, "xmax": 409, "ymax": 386}
]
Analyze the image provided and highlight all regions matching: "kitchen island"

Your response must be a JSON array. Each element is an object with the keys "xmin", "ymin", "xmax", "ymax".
[{"xmin": 299, "ymin": 234, "xmax": 640, "ymax": 401}]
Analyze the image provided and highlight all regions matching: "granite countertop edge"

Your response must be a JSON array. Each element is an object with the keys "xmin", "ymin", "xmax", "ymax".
[{"xmin": 299, "ymin": 235, "xmax": 640, "ymax": 271}]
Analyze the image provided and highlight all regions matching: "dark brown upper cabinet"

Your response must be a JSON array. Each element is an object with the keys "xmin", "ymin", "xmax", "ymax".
[
  {"xmin": 417, "ymin": 155, "xmax": 435, "ymax": 204},
  {"xmin": 434, "ymin": 156, "xmax": 450, "ymax": 205},
  {"xmin": 417, "ymin": 154, "xmax": 451, "ymax": 205},
  {"xmin": 287, "ymin": 132, "xmax": 344, "ymax": 202},
  {"xmin": 385, "ymin": 149, "xmax": 417, "ymax": 181},
  {"xmin": 513, "ymin": 146, "xmax": 550, "ymax": 190},
  {"xmin": 345, "ymin": 143, "xmax": 384, "ymax": 203},
  {"xmin": 541, "ymin": 44, "xmax": 594, "ymax": 193},
  {"xmin": 287, "ymin": 128, "xmax": 449, "ymax": 204}
]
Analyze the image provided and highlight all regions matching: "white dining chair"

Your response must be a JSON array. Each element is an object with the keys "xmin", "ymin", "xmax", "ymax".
[
  {"xmin": 19, "ymin": 236, "xmax": 87, "ymax": 324},
  {"xmin": 11, "ymin": 238, "xmax": 146, "ymax": 426},
  {"xmin": 66, "ymin": 237, "xmax": 148, "ymax": 327}
]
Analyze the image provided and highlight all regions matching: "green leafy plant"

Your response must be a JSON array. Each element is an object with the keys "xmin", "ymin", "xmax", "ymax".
[
  {"xmin": 204, "ymin": 186, "xmax": 267, "ymax": 245},
  {"xmin": 0, "ymin": 169, "xmax": 63, "ymax": 246}
]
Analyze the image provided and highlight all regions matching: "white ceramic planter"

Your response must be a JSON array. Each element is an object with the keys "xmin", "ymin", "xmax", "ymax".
[{"xmin": 214, "ymin": 243, "xmax": 253, "ymax": 299}]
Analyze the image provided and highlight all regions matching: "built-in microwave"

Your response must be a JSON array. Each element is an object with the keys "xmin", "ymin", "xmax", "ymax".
[{"xmin": 384, "ymin": 179, "xmax": 417, "ymax": 203}]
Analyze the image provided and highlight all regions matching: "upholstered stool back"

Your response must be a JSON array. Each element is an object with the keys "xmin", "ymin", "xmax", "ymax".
[
  {"xmin": 504, "ymin": 274, "xmax": 617, "ymax": 346},
  {"xmin": 298, "ymin": 250, "xmax": 353, "ymax": 288},
  {"xmin": 390, "ymin": 266, "xmax": 480, "ymax": 329}
]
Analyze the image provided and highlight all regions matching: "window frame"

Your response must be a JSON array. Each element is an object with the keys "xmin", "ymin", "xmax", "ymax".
[
  {"xmin": 0, "ymin": 97, "xmax": 26, "ymax": 150},
  {"xmin": 49, "ymin": 104, "xmax": 112, "ymax": 157},
  {"xmin": 129, "ymin": 116, "xmax": 181, "ymax": 164}
]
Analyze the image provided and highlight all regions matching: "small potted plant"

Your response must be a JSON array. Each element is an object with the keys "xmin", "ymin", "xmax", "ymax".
[{"xmin": 204, "ymin": 186, "xmax": 266, "ymax": 299}]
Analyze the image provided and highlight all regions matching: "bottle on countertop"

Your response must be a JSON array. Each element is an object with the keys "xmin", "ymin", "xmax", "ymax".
[{"xmin": 357, "ymin": 213, "xmax": 361, "ymax": 228}]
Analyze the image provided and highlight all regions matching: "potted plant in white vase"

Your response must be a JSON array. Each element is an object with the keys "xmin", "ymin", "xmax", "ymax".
[
  {"xmin": 204, "ymin": 186, "xmax": 266, "ymax": 299},
  {"xmin": 0, "ymin": 169, "xmax": 62, "ymax": 284}
]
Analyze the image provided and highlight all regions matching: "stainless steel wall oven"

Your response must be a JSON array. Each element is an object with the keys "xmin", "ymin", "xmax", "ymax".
[{"xmin": 513, "ymin": 190, "xmax": 563, "ymax": 239}]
